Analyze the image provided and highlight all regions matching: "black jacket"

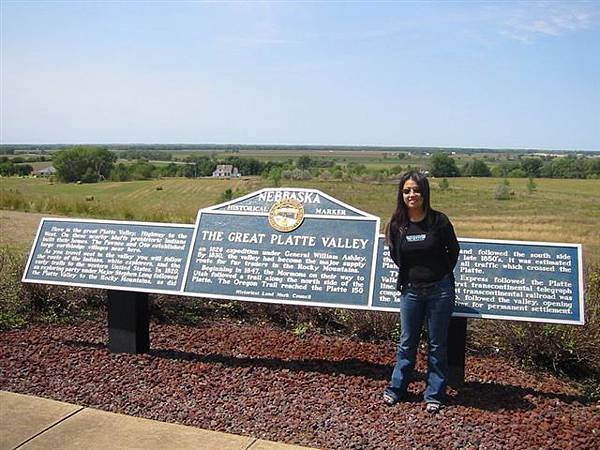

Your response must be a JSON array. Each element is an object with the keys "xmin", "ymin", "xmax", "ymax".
[{"xmin": 388, "ymin": 209, "xmax": 460, "ymax": 290}]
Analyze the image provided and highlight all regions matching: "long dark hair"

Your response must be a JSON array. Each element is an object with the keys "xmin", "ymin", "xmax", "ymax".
[{"xmin": 385, "ymin": 170, "xmax": 431, "ymax": 243}]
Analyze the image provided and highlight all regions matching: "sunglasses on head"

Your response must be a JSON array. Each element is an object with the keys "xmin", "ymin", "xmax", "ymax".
[{"xmin": 402, "ymin": 187, "xmax": 421, "ymax": 194}]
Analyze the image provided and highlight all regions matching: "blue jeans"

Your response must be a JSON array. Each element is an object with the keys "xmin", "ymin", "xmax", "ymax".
[{"xmin": 390, "ymin": 274, "xmax": 455, "ymax": 404}]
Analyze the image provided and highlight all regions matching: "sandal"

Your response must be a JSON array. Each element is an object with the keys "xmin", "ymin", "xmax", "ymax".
[
  {"xmin": 425, "ymin": 402, "xmax": 443, "ymax": 414},
  {"xmin": 383, "ymin": 387, "xmax": 402, "ymax": 406}
]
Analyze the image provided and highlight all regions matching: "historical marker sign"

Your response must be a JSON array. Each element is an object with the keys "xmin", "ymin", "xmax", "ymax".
[
  {"xmin": 23, "ymin": 189, "xmax": 584, "ymax": 325},
  {"xmin": 453, "ymin": 239, "xmax": 583, "ymax": 324},
  {"xmin": 372, "ymin": 236, "xmax": 401, "ymax": 309},
  {"xmin": 182, "ymin": 188, "xmax": 380, "ymax": 308},
  {"xmin": 371, "ymin": 236, "xmax": 584, "ymax": 325},
  {"xmin": 23, "ymin": 219, "xmax": 194, "ymax": 293}
]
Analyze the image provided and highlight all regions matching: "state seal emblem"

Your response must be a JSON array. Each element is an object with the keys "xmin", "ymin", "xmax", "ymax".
[{"xmin": 268, "ymin": 198, "xmax": 305, "ymax": 232}]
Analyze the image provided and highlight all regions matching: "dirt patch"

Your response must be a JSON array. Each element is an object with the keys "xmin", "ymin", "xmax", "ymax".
[
  {"xmin": 0, "ymin": 210, "xmax": 55, "ymax": 248},
  {"xmin": 1, "ymin": 318, "xmax": 598, "ymax": 449}
]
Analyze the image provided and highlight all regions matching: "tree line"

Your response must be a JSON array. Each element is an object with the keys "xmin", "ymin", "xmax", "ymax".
[
  {"xmin": 0, "ymin": 158, "xmax": 35, "ymax": 176},
  {"xmin": 4, "ymin": 146, "xmax": 598, "ymax": 182},
  {"xmin": 44, "ymin": 147, "xmax": 345, "ymax": 183},
  {"xmin": 0, "ymin": 155, "xmax": 53, "ymax": 177},
  {"xmin": 430, "ymin": 153, "xmax": 600, "ymax": 179},
  {"xmin": 47, "ymin": 147, "xmax": 288, "ymax": 183}
]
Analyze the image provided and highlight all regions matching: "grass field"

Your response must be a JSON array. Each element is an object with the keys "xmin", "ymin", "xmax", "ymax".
[{"xmin": 1, "ymin": 176, "xmax": 599, "ymax": 265}]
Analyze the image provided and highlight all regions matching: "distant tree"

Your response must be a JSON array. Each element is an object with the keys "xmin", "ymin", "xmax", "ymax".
[
  {"xmin": 310, "ymin": 158, "xmax": 335, "ymax": 168},
  {"xmin": 129, "ymin": 161, "xmax": 156, "ymax": 180},
  {"xmin": 110, "ymin": 163, "xmax": 131, "ymax": 181},
  {"xmin": 430, "ymin": 153, "xmax": 460, "ymax": 177},
  {"xmin": 0, "ymin": 161, "xmax": 33, "ymax": 176},
  {"xmin": 492, "ymin": 161, "xmax": 520, "ymax": 177},
  {"xmin": 297, "ymin": 155, "xmax": 312, "ymax": 170},
  {"xmin": 585, "ymin": 158, "xmax": 600, "ymax": 179},
  {"xmin": 331, "ymin": 165, "xmax": 344, "ymax": 179},
  {"xmin": 185, "ymin": 155, "xmax": 217, "ymax": 177},
  {"xmin": 266, "ymin": 167, "xmax": 282, "ymax": 187},
  {"xmin": 463, "ymin": 159, "xmax": 491, "ymax": 177},
  {"xmin": 159, "ymin": 163, "xmax": 179, "ymax": 177},
  {"xmin": 388, "ymin": 165, "xmax": 404, "ymax": 176},
  {"xmin": 223, "ymin": 156, "xmax": 263, "ymax": 176},
  {"xmin": 520, "ymin": 158, "xmax": 543, "ymax": 178},
  {"xmin": 540, "ymin": 156, "xmax": 586, "ymax": 179},
  {"xmin": 508, "ymin": 168, "xmax": 526, "ymax": 178},
  {"xmin": 121, "ymin": 150, "xmax": 172, "ymax": 161},
  {"xmin": 53, "ymin": 146, "xmax": 116, "ymax": 183},
  {"xmin": 179, "ymin": 163, "xmax": 196, "ymax": 178},
  {"xmin": 347, "ymin": 162, "xmax": 368, "ymax": 177},
  {"xmin": 0, "ymin": 160, "xmax": 15, "ymax": 176}
]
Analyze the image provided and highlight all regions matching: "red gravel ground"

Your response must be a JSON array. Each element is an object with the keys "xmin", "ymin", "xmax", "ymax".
[{"xmin": 1, "ymin": 318, "xmax": 598, "ymax": 449}]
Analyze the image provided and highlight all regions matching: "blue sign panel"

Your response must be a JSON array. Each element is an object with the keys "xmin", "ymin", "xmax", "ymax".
[
  {"xmin": 23, "ymin": 219, "xmax": 194, "ymax": 293},
  {"xmin": 183, "ymin": 211, "xmax": 378, "ymax": 307},
  {"xmin": 372, "ymin": 236, "xmax": 401, "ymax": 309},
  {"xmin": 371, "ymin": 236, "xmax": 584, "ymax": 325},
  {"xmin": 454, "ymin": 239, "xmax": 582, "ymax": 324}
]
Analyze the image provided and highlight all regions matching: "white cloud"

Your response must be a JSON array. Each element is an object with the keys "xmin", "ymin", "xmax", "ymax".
[{"xmin": 500, "ymin": 3, "xmax": 595, "ymax": 43}]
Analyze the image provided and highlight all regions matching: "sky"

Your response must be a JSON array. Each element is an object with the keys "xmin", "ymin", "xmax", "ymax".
[{"xmin": 1, "ymin": 1, "xmax": 599, "ymax": 150}]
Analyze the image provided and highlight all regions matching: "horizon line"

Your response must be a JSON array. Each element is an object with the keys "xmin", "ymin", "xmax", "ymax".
[{"xmin": 0, "ymin": 142, "xmax": 598, "ymax": 153}]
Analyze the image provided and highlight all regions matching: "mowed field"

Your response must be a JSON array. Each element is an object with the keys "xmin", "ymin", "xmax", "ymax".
[{"xmin": 1, "ymin": 176, "xmax": 599, "ymax": 266}]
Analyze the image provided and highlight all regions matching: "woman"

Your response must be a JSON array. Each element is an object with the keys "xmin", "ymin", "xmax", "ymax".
[{"xmin": 383, "ymin": 170, "xmax": 460, "ymax": 413}]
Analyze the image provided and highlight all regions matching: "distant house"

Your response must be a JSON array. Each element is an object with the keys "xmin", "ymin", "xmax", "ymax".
[
  {"xmin": 212, "ymin": 164, "xmax": 240, "ymax": 177},
  {"xmin": 32, "ymin": 166, "xmax": 57, "ymax": 177}
]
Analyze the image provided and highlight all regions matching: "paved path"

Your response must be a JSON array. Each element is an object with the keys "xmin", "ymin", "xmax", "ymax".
[{"xmin": 1, "ymin": 391, "xmax": 318, "ymax": 450}]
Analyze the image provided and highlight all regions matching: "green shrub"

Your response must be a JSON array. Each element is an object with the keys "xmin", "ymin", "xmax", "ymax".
[
  {"xmin": 282, "ymin": 168, "xmax": 312, "ymax": 180},
  {"xmin": 0, "ymin": 247, "xmax": 29, "ymax": 330},
  {"xmin": 293, "ymin": 321, "xmax": 312, "ymax": 337},
  {"xmin": 25, "ymin": 281, "xmax": 105, "ymax": 324},
  {"xmin": 219, "ymin": 188, "xmax": 234, "ymax": 203},
  {"xmin": 493, "ymin": 179, "xmax": 513, "ymax": 200},
  {"xmin": 0, "ymin": 246, "xmax": 105, "ymax": 329}
]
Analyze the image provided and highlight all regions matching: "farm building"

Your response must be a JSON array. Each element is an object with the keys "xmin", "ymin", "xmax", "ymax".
[
  {"xmin": 32, "ymin": 166, "xmax": 57, "ymax": 177},
  {"xmin": 212, "ymin": 164, "xmax": 240, "ymax": 177}
]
